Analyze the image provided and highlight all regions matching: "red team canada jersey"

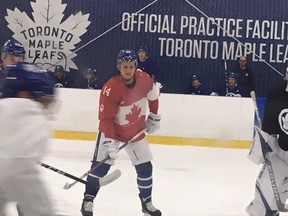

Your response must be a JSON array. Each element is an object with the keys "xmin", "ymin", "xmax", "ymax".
[{"xmin": 99, "ymin": 69, "xmax": 160, "ymax": 142}]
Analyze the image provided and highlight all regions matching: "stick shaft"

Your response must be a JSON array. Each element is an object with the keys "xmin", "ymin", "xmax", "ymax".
[
  {"xmin": 266, "ymin": 160, "xmax": 288, "ymax": 212},
  {"xmin": 253, "ymin": 99, "xmax": 262, "ymax": 128},
  {"xmin": 40, "ymin": 162, "xmax": 87, "ymax": 184}
]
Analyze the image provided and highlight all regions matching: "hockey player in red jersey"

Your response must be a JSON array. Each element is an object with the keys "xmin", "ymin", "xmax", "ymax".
[
  {"xmin": 246, "ymin": 69, "xmax": 288, "ymax": 216},
  {"xmin": 81, "ymin": 49, "xmax": 162, "ymax": 216}
]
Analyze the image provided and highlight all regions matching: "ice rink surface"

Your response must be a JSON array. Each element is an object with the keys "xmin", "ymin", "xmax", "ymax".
[{"xmin": 6, "ymin": 139, "xmax": 288, "ymax": 216}]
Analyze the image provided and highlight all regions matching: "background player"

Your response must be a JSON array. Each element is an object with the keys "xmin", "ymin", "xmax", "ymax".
[
  {"xmin": 217, "ymin": 72, "xmax": 245, "ymax": 97},
  {"xmin": 81, "ymin": 49, "xmax": 162, "ymax": 216},
  {"xmin": 0, "ymin": 39, "xmax": 26, "ymax": 97},
  {"xmin": 137, "ymin": 45, "xmax": 162, "ymax": 83},
  {"xmin": 211, "ymin": 72, "xmax": 244, "ymax": 97}
]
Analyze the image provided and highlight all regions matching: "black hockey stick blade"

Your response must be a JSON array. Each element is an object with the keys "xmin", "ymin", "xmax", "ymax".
[{"xmin": 40, "ymin": 162, "xmax": 121, "ymax": 189}]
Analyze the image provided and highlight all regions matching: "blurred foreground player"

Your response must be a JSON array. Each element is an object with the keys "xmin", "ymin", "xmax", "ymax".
[
  {"xmin": 81, "ymin": 49, "xmax": 162, "ymax": 216},
  {"xmin": 246, "ymin": 70, "xmax": 288, "ymax": 215},
  {"xmin": 0, "ymin": 39, "xmax": 27, "ymax": 215},
  {"xmin": 0, "ymin": 61, "xmax": 58, "ymax": 215}
]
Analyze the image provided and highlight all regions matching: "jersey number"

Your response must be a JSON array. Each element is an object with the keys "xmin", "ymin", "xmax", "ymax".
[{"xmin": 103, "ymin": 86, "xmax": 111, "ymax": 96}]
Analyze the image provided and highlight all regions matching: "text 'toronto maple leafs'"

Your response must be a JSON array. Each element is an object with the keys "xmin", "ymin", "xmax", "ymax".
[{"xmin": 5, "ymin": 0, "xmax": 91, "ymax": 71}]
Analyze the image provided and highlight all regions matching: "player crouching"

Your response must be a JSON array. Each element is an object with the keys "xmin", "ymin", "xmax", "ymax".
[{"xmin": 246, "ymin": 70, "xmax": 288, "ymax": 215}]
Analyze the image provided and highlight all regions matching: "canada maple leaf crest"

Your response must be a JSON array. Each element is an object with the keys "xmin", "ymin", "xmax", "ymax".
[
  {"xmin": 126, "ymin": 105, "xmax": 142, "ymax": 123},
  {"xmin": 5, "ymin": 0, "xmax": 91, "ymax": 71}
]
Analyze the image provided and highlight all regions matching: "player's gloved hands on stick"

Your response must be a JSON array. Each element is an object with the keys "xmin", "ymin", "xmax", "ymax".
[
  {"xmin": 102, "ymin": 138, "xmax": 118, "ymax": 159},
  {"xmin": 146, "ymin": 112, "xmax": 161, "ymax": 134}
]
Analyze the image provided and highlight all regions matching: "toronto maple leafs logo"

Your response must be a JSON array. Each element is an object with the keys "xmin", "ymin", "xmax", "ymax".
[
  {"xmin": 279, "ymin": 109, "xmax": 288, "ymax": 135},
  {"xmin": 5, "ymin": 0, "xmax": 91, "ymax": 71},
  {"xmin": 226, "ymin": 92, "xmax": 241, "ymax": 97}
]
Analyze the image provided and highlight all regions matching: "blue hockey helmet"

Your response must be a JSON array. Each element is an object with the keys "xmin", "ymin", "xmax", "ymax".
[
  {"xmin": 87, "ymin": 68, "xmax": 96, "ymax": 74},
  {"xmin": 54, "ymin": 65, "xmax": 64, "ymax": 73},
  {"xmin": 192, "ymin": 75, "xmax": 200, "ymax": 81},
  {"xmin": 2, "ymin": 39, "xmax": 26, "ymax": 57},
  {"xmin": 2, "ymin": 62, "xmax": 54, "ymax": 101},
  {"xmin": 227, "ymin": 72, "xmax": 237, "ymax": 78},
  {"xmin": 117, "ymin": 49, "xmax": 138, "ymax": 66},
  {"xmin": 137, "ymin": 45, "xmax": 148, "ymax": 53}
]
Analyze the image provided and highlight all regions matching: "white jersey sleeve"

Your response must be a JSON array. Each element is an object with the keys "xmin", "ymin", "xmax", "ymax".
[
  {"xmin": 0, "ymin": 98, "xmax": 50, "ymax": 160},
  {"xmin": 147, "ymin": 82, "xmax": 161, "ymax": 101}
]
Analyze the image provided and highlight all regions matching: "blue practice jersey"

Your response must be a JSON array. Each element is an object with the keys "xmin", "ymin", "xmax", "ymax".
[
  {"xmin": 185, "ymin": 85, "xmax": 209, "ymax": 95},
  {"xmin": 218, "ymin": 84, "xmax": 245, "ymax": 97}
]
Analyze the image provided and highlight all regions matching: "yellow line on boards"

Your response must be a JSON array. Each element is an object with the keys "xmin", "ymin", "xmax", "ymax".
[
  {"xmin": 53, "ymin": 130, "xmax": 97, "ymax": 141},
  {"xmin": 52, "ymin": 130, "xmax": 252, "ymax": 149}
]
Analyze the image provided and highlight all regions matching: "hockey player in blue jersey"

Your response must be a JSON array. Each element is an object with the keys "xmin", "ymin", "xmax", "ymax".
[
  {"xmin": 76, "ymin": 68, "xmax": 98, "ymax": 89},
  {"xmin": 0, "ymin": 39, "xmax": 26, "ymax": 96},
  {"xmin": 185, "ymin": 75, "xmax": 209, "ymax": 95},
  {"xmin": 0, "ymin": 61, "xmax": 58, "ymax": 216},
  {"xmin": 0, "ymin": 39, "xmax": 60, "ymax": 215},
  {"xmin": 137, "ymin": 45, "xmax": 163, "ymax": 83},
  {"xmin": 48, "ymin": 64, "xmax": 75, "ymax": 88},
  {"xmin": 0, "ymin": 39, "xmax": 26, "ymax": 215},
  {"xmin": 212, "ymin": 72, "xmax": 245, "ymax": 97}
]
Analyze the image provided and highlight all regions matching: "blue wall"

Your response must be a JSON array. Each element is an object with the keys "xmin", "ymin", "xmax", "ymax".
[{"xmin": 1, "ymin": 0, "xmax": 287, "ymax": 97}]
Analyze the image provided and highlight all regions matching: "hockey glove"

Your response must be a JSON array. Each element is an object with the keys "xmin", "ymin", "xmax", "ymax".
[
  {"xmin": 145, "ymin": 113, "xmax": 161, "ymax": 134},
  {"xmin": 102, "ymin": 138, "xmax": 118, "ymax": 160},
  {"xmin": 155, "ymin": 81, "xmax": 163, "ymax": 89}
]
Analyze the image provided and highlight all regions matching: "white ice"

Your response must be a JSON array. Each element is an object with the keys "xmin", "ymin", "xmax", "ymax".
[{"xmin": 6, "ymin": 139, "xmax": 288, "ymax": 216}]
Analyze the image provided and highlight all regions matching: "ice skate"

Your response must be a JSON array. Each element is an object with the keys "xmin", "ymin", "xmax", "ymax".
[
  {"xmin": 81, "ymin": 195, "xmax": 94, "ymax": 216},
  {"xmin": 139, "ymin": 195, "xmax": 162, "ymax": 216}
]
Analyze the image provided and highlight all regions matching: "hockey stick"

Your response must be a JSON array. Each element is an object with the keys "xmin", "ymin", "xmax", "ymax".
[
  {"xmin": 32, "ymin": 53, "xmax": 40, "ymax": 64},
  {"xmin": 63, "ymin": 129, "xmax": 146, "ymax": 190},
  {"xmin": 253, "ymin": 99, "xmax": 262, "ymax": 128},
  {"xmin": 266, "ymin": 160, "xmax": 288, "ymax": 212},
  {"xmin": 40, "ymin": 162, "xmax": 121, "ymax": 189},
  {"xmin": 224, "ymin": 59, "xmax": 228, "ymax": 77},
  {"xmin": 223, "ymin": 59, "xmax": 229, "ymax": 85}
]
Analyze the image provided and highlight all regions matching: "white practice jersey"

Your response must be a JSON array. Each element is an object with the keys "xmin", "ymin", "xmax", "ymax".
[{"xmin": 0, "ymin": 98, "xmax": 50, "ymax": 160}]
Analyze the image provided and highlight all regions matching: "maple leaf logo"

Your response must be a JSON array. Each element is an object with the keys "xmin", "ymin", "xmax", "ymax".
[
  {"xmin": 126, "ymin": 105, "xmax": 142, "ymax": 123},
  {"xmin": 5, "ymin": 0, "xmax": 91, "ymax": 71}
]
